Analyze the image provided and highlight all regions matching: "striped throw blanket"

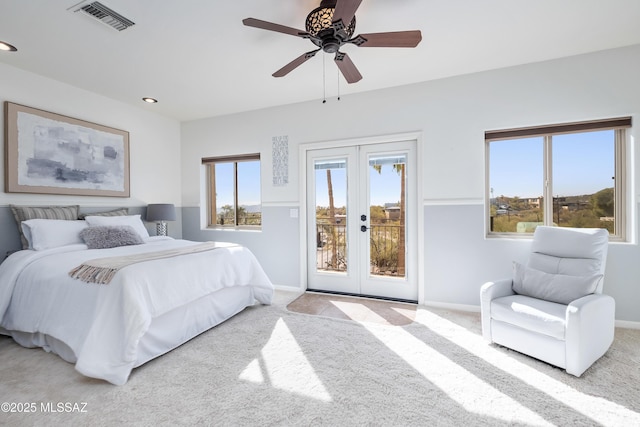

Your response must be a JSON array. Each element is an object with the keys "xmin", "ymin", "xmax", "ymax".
[{"xmin": 69, "ymin": 242, "xmax": 222, "ymax": 284}]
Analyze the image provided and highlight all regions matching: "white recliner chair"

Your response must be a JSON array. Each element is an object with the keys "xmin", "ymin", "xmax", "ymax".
[{"xmin": 480, "ymin": 226, "xmax": 615, "ymax": 377}]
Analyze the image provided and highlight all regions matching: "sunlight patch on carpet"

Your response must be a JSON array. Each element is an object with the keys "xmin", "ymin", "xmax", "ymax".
[
  {"xmin": 414, "ymin": 309, "xmax": 639, "ymax": 426},
  {"xmin": 359, "ymin": 319, "xmax": 552, "ymax": 425},
  {"xmin": 330, "ymin": 300, "xmax": 391, "ymax": 324},
  {"xmin": 239, "ymin": 359, "xmax": 265, "ymax": 383},
  {"xmin": 239, "ymin": 318, "xmax": 331, "ymax": 402}
]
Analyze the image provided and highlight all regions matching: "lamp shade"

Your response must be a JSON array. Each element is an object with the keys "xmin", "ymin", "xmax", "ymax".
[{"xmin": 146, "ymin": 204, "xmax": 176, "ymax": 222}]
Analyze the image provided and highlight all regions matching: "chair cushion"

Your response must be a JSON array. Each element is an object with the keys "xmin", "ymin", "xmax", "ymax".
[
  {"xmin": 491, "ymin": 295, "xmax": 567, "ymax": 340},
  {"xmin": 530, "ymin": 226, "xmax": 608, "ymax": 261},
  {"xmin": 528, "ymin": 253, "xmax": 601, "ymax": 276},
  {"xmin": 512, "ymin": 262, "xmax": 602, "ymax": 304}
]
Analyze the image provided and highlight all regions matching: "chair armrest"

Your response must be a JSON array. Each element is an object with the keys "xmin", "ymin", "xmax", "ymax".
[
  {"xmin": 480, "ymin": 278, "xmax": 514, "ymax": 341},
  {"xmin": 565, "ymin": 294, "xmax": 615, "ymax": 376},
  {"xmin": 481, "ymin": 278, "xmax": 514, "ymax": 301}
]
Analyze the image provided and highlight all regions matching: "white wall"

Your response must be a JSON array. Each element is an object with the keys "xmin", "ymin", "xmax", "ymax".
[
  {"xmin": 0, "ymin": 62, "xmax": 183, "ymax": 238},
  {"xmin": 181, "ymin": 44, "xmax": 640, "ymax": 322}
]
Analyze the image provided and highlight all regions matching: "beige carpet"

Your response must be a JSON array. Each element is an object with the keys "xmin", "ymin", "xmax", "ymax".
[
  {"xmin": 286, "ymin": 292, "xmax": 417, "ymax": 326},
  {"xmin": 1, "ymin": 290, "xmax": 639, "ymax": 426}
]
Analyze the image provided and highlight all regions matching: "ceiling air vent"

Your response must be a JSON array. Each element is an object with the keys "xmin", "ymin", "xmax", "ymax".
[{"xmin": 69, "ymin": 1, "xmax": 135, "ymax": 31}]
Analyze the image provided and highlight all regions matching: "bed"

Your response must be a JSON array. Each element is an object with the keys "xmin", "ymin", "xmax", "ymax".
[{"xmin": 0, "ymin": 208, "xmax": 274, "ymax": 385}]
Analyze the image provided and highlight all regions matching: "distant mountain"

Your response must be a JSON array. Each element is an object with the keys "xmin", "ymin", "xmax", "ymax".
[
  {"xmin": 242, "ymin": 204, "xmax": 261, "ymax": 213},
  {"xmin": 216, "ymin": 204, "xmax": 261, "ymax": 214}
]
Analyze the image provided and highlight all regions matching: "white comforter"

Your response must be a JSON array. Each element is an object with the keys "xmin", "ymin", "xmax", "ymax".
[{"xmin": 0, "ymin": 237, "xmax": 273, "ymax": 385}]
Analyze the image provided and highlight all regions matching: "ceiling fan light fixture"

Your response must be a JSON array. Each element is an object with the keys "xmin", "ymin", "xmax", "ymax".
[
  {"xmin": 305, "ymin": 6, "xmax": 334, "ymax": 37},
  {"xmin": 305, "ymin": 2, "xmax": 356, "ymax": 40}
]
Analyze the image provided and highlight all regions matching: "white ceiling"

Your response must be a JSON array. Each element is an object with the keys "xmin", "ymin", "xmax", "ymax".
[{"xmin": 1, "ymin": 0, "xmax": 640, "ymax": 122}]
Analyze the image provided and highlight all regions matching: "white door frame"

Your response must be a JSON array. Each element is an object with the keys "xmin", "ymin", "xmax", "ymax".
[{"xmin": 298, "ymin": 132, "xmax": 424, "ymax": 303}]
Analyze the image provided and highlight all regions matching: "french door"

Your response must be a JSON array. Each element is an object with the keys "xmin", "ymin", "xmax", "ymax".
[{"xmin": 306, "ymin": 140, "xmax": 417, "ymax": 301}]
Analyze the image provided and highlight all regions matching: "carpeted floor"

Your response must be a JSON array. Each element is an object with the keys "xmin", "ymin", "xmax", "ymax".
[{"xmin": 1, "ymin": 290, "xmax": 639, "ymax": 426}]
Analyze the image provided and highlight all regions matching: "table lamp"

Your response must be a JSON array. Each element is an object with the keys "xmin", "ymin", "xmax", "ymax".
[{"xmin": 146, "ymin": 203, "xmax": 176, "ymax": 236}]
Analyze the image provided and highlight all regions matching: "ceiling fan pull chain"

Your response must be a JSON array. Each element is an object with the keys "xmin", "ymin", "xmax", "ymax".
[
  {"xmin": 337, "ymin": 67, "xmax": 341, "ymax": 101},
  {"xmin": 322, "ymin": 54, "xmax": 327, "ymax": 104}
]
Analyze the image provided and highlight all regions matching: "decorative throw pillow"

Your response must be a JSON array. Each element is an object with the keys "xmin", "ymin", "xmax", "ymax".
[
  {"xmin": 84, "ymin": 214, "xmax": 150, "ymax": 239},
  {"xmin": 78, "ymin": 208, "xmax": 129, "ymax": 220},
  {"xmin": 10, "ymin": 205, "xmax": 80, "ymax": 249},
  {"xmin": 21, "ymin": 219, "xmax": 87, "ymax": 251},
  {"xmin": 80, "ymin": 226, "xmax": 145, "ymax": 249},
  {"xmin": 512, "ymin": 262, "xmax": 602, "ymax": 305}
]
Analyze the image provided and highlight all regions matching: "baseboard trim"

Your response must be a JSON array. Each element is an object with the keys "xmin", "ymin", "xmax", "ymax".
[
  {"xmin": 273, "ymin": 284, "xmax": 304, "ymax": 293},
  {"xmin": 422, "ymin": 300, "xmax": 480, "ymax": 313},
  {"xmin": 615, "ymin": 320, "xmax": 640, "ymax": 330}
]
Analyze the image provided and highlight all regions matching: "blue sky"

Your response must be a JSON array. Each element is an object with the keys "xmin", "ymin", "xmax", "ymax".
[
  {"xmin": 215, "ymin": 161, "xmax": 262, "ymax": 207},
  {"xmin": 490, "ymin": 130, "xmax": 614, "ymax": 199}
]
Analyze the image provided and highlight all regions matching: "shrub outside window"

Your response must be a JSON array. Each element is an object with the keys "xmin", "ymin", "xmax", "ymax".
[{"xmin": 485, "ymin": 117, "xmax": 630, "ymax": 240}]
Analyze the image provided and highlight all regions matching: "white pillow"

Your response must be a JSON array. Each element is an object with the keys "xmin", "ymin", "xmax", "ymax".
[
  {"xmin": 512, "ymin": 262, "xmax": 602, "ymax": 305},
  {"xmin": 21, "ymin": 219, "xmax": 88, "ymax": 251},
  {"xmin": 84, "ymin": 214, "xmax": 150, "ymax": 239}
]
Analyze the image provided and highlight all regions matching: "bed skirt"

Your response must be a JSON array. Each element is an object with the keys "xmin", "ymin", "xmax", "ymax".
[{"xmin": 2, "ymin": 285, "xmax": 256, "ymax": 375}]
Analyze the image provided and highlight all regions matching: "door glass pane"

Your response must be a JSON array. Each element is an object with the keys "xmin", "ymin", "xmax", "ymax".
[
  {"xmin": 314, "ymin": 159, "xmax": 347, "ymax": 273},
  {"xmin": 552, "ymin": 130, "xmax": 615, "ymax": 233},
  {"xmin": 489, "ymin": 137, "xmax": 544, "ymax": 232},
  {"xmin": 369, "ymin": 154, "xmax": 407, "ymax": 278}
]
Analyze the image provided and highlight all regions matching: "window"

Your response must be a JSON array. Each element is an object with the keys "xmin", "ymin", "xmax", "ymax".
[
  {"xmin": 202, "ymin": 154, "xmax": 261, "ymax": 228},
  {"xmin": 486, "ymin": 117, "xmax": 631, "ymax": 239}
]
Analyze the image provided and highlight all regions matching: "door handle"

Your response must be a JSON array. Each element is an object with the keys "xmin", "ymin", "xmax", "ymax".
[{"xmin": 360, "ymin": 225, "xmax": 369, "ymax": 232}]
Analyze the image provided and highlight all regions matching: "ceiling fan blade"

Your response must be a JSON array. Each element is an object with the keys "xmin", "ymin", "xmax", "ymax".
[
  {"xmin": 273, "ymin": 50, "xmax": 320, "ymax": 78},
  {"xmin": 334, "ymin": 52, "xmax": 362, "ymax": 84},
  {"xmin": 243, "ymin": 18, "xmax": 308, "ymax": 38},
  {"xmin": 332, "ymin": 0, "xmax": 363, "ymax": 27},
  {"xmin": 351, "ymin": 30, "xmax": 422, "ymax": 48}
]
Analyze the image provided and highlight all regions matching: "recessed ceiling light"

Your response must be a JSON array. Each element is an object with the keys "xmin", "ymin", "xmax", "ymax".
[
  {"xmin": 0, "ymin": 41, "xmax": 17, "ymax": 52},
  {"xmin": 142, "ymin": 97, "xmax": 158, "ymax": 104}
]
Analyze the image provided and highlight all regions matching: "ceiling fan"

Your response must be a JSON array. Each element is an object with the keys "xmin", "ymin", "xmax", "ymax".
[{"xmin": 242, "ymin": 0, "xmax": 422, "ymax": 84}]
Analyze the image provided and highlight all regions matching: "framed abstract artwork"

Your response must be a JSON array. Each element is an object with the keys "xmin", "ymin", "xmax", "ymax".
[{"xmin": 4, "ymin": 102, "xmax": 130, "ymax": 197}]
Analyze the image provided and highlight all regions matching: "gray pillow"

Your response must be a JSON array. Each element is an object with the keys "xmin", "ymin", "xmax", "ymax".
[
  {"xmin": 512, "ymin": 262, "xmax": 602, "ymax": 305},
  {"xmin": 10, "ymin": 205, "xmax": 80, "ymax": 249},
  {"xmin": 78, "ymin": 208, "xmax": 129, "ymax": 220},
  {"xmin": 80, "ymin": 226, "xmax": 145, "ymax": 249}
]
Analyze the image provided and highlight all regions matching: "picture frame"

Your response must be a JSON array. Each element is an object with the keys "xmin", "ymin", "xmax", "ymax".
[{"xmin": 4, "ymin": 102, "xmax": 130, "ymax": 197}]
